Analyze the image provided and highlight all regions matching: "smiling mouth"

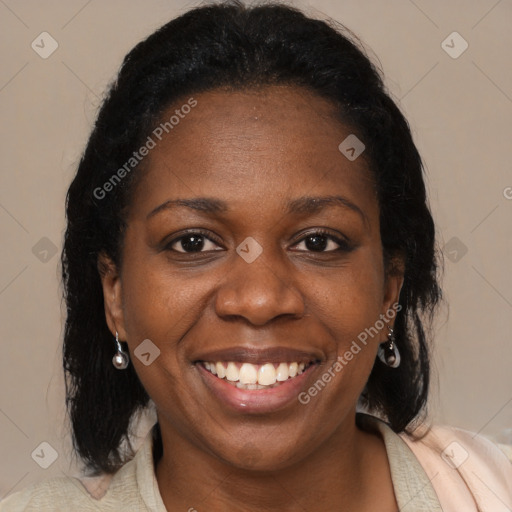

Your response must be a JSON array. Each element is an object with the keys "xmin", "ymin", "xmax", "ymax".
[{"xmin": 201, "ymin": 361, "xmax": 316, "ymax": 389}]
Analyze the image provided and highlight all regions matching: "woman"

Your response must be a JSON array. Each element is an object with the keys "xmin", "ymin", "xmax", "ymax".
[{"xmin": 1, "ymin": 1, "xmax": 510, "ymax": 510}]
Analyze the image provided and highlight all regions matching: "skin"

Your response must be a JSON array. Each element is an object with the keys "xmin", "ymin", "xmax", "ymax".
[{"xmin": 99, "ymin": 85, "xmax": 404, "ymax": 511}]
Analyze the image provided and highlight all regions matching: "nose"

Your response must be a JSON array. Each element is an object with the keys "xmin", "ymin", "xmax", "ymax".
[{"xmin": 214, "ymin": 248, "xmax": 305, "ymax": 326}]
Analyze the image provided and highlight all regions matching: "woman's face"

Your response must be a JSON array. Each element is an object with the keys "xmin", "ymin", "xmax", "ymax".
[{"xmin": 100, "ymin": 85, "xmax": 403, "ymax": 470}]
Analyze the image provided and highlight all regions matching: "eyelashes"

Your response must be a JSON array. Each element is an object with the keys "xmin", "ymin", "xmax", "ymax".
[
  {"xmin": 292, "ymin": 229, "xmax": 353, "ymax": 253},
  {"xmin": 168, "ymin": 230, "xmax": 221, "ymax": 254},
  {"xmin": 165, "ymin": 228, "xmax": 354, "ymax": 255}
]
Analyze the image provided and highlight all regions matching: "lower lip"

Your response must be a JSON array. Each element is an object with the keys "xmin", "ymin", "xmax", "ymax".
[{"xmin": 197, "ymin": 363, "xmax": 317, "ymax": 413}]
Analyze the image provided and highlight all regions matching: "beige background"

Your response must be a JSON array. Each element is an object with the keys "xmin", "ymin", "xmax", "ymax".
[{"xmin": 1, "ymin": 0, "xmax": 511, "ymax": 499}]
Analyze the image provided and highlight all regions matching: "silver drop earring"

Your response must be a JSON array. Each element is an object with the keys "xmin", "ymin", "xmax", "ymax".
[
  {"xmin": 112, "ymin": 331, "xmax": 130, "ymax": 370},
  {"xmin": 377, "ymin": 325, "xmax": 401, "ymax": 368}
]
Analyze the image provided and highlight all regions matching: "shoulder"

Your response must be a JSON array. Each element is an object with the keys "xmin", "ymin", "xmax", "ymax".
[
  {"xmin": 0, "ymin": 431, "xmax": 156, "ymax": 511},
  {"xmin": 400, "ymin": 422, "xmax": 512, "ymax": 511},
  {"xmin": 0, "ymin": 456, "xmax": 136, "ymax": 511},
  {"xmin": 0, "ymin": 468, "xmax": 138, "ymax": 511},
  {"xmin": 357, "ymin": 413, "xmax": 512, "ymax": 511},
  {"xmin": 402, "ymin": 421, "xmax": 512, "ymax": 467},
  {"xmin": 0, "ymin": 475, "xmax": 97, "ymax": 511}
]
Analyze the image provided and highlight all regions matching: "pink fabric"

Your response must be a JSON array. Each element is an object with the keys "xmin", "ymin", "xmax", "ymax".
[
  {"xmin": 400, "ymin": 424, "xmax": 512, "ymax": 511},
  {"xmin": 79, "ymin": 474, "xmax": 113, "ymax": 500}
]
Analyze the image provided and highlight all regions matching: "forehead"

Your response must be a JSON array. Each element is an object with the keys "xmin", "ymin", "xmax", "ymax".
[{"xmin": 129, "ymin": 85, "xmax": 377, "ymax": 218}]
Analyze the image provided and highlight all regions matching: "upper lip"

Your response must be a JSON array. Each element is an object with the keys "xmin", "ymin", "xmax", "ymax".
[{"xmin": 194, "ymin": 346, "xmax": 324, "ymax": 365}]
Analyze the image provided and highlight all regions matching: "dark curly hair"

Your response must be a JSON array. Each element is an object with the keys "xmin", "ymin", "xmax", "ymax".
[{"xmin": 61, "ymin": 0, "xmax": 442, "ymax": 476}]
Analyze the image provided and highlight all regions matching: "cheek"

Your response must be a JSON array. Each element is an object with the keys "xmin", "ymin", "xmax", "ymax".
[
  {"xmin": 121, "ymin": 252, "xmax": 211, "ymax": 342},
  {"xmin": 119, "ymin": 260, "xmax": 210, "ymax": 414},
  {"xmin": 310, "ymin": 251, "xmax": 385, "ymax": 337}
]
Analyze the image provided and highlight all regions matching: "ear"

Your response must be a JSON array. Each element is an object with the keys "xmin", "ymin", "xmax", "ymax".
[
  {"xmin": 97, "ymin": 252, "xmax": 127, "ymax": 340},
  {"xmin": 381, "ymin": 253, "xmax": 405, "ymax": 331},
  {"xmin": 382, "ymin": 272, "xmax": 404, "ymax": 313}
]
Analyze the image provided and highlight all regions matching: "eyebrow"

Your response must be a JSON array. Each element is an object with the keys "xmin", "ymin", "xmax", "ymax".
[
  {"xmin": 147, "ymin": 197, "xmax": 228, "ymax": 219},
  {"xmin": 146, "ymin": 195, "xmax": 368, "ymax": 225},
  {"xmin": 286, "ymin": 196, "xmax": 367, "ymax": 224}
]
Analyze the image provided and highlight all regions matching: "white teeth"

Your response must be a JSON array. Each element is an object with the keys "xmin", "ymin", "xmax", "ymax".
[
  {"xmin": 203, "ymin": 360, "xmax": 311, "ymax": 387},
  {"xmin": 216, "ymin": 362, "xmax": 226, "ymax": 379},
  {"xmin": 225, "ymin": 362, "xmax": 239, "ymax": 382},
  {"xmin": 239, "ymin": 363, "xmax": 258, "ymax": 385},
  {"xmin": 276, "ymin": 362, "xmax": 289, "ymax": 381},
  {"xmin": 258, "ymin": 363, "xmax": 277, "ymax": 386}
]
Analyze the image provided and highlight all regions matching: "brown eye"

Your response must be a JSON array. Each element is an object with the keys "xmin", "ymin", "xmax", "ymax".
[
  {"xmin": 293, "ymin": 230, "xmax": 352, "ymax": 253},
  {"xmin": 167, "ymin": 231, "xmax": 222, "ymax": 253},
  {"xmin": 303, "ymin": 234, "xmax": 330, "ymax": 251}
]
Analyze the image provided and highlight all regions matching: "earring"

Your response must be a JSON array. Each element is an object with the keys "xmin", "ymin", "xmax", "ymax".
[
  {"xmin": 112, "ymin": 331, "xmax": 130, "ymax": 370},
  {"xmin": 377, "ymin": 325, "xmax": 401, "ymax": 368}
]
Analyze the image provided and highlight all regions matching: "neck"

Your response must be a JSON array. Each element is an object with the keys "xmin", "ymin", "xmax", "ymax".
[{"xmin": 154, "ymin": 412, "xmax": 396, "ymax": 512}]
